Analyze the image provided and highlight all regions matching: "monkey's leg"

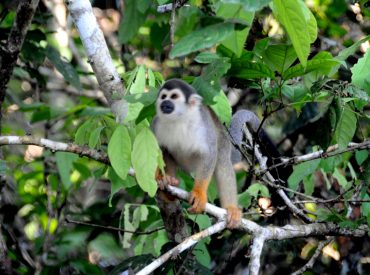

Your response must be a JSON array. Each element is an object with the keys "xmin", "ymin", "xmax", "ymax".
[
  {"xmin": 215, "ymin": 145, "xmax": 242, "ymax": 228},
  {"xmin": 188, "ymin": 177, "xmax": 211, "ymax": 214},
  {"xmin": 188, "ymin": 155, "xmax": 216, "ymax": 214}
]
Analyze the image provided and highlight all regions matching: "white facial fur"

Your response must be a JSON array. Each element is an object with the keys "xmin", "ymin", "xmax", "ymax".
[{"xmin": 154, "ymin": 88, "xmax": 208, "ymax": 156}]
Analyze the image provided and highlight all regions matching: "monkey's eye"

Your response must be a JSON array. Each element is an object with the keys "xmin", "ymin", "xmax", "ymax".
[
  {"xmin": 161, "ymin": 94, "xmax": 167, "ymax": 100},
  {"xmin": 170, "ymin": 93, "xmax": 179, "ymax": 99}
]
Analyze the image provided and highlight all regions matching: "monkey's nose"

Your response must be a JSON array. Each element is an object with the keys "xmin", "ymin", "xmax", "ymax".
[{"xmin": 160, "ymin": 100, "xmax": 174, "ymax": 114}]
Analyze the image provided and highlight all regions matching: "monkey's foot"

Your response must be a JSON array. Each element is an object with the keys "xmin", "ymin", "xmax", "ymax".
[
  {"xmin": 225, "ymin": 205, "xmax": 242, "ymax": 229},
  {"xmin": 156, "ymin": 174, "xmax": 179, "ymax": 190},
  {"xmin": 188, "ymin": 187, "xmax": 207, "ymax": 214}
]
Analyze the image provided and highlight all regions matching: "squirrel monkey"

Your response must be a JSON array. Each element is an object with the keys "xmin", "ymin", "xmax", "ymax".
[{"xmin": 152, "ymin": 79, "xmax": 242, "ymax": 228}]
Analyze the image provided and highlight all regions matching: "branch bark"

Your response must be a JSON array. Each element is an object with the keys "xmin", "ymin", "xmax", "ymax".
[
  {"xmin": 66, "ymin": 0, "xmax": 127, "ymax": 122},
  {"xmin": 135, "ymin": 221, "xmax": 227, "ymax": 275},
  {"xmin": 257, "ymin": 141, "xmax": 370, "ymax": 176}
]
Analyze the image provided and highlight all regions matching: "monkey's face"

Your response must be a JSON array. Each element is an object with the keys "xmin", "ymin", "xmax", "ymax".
[{"xmin": 156, "ymin": 88, "xmax": 202, "ymax": 120}]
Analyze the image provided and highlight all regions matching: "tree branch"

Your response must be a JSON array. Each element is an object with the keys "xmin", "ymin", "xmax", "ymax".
[
  {"xmin": 135, "ymin": 221, "xmax": 227, "ymax": 275},
  {"xmin": 0, "ymin": 136, "xmax": 110, "ymax": 165},
  {"xmin": 157, "ymin": 0, "xmax": 189, "ymax": 13},
  {"xmin": 242, "ymin": 125, "xmax": 314, "ymax": 223},
  {"xmin": 257, "ymin": 141, "xmax": 370, "ymax": 176},
  {"xmin": 291, "ymin": 237, "xmax": 334, "ymax": 275},
  {"xmin": 248, "ymin": 235, "xmax": 266, "ymax": 275},
  {"xmin": 66, "ymin": 0, "xmax": 127, "ymax": 122}
]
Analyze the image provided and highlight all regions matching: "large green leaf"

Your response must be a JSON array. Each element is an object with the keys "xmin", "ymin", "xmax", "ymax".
[
  {"xmin": 108, "ymin": 125, "xmax": 132, "ymax": 180},
  {"xmin": 125, "ymin": 66, "xmax": 147, "ymax": 122},
  {"xmin": 220, "ymin": 0, "xmax": 271, "ymax": 12},
  {"xmin": 169, "ymin": 23, "xmax": 235, "ymax": 58},
  {"xmin": 229, "ymin": 60, "xmax": 275, "ymax": 79},
  {"xmin": 45, "ymin": 46, "xmax": 81, "ymax": 90},
  {"xmin": 272, "ymin": 0, "xmax": 311, "ymax": 67},
  {"xmin": 351, "ymin": 48, "xmax": 370, "ymax": 92},
  {"xmin": 261, "ymin": 44, "xmax": 297, "ymax": 73},
  {"xmin": 334, "ymin": 105, "xmax": 357, "ymax": 149},
  {"xmin": 118, "ymin": 0, "xmax": 151, "ymax": 43},
  {"xmin": 216, "ymin": 3, "xmax": 254, "ymax": 57},
  {"xmin": 192, "ymin": 58, "xmax": 231, "ymax": 104},
  {"xmin": 131, "ymin": 127, "xmax": 159, "ymax": 197},
  {"xmin": 288, "ymin": 159, "xmax": 320, "ymax": 191},
  {"xmin": 282, "ymin": 58, "xmax": 340, "ymax": 80}
]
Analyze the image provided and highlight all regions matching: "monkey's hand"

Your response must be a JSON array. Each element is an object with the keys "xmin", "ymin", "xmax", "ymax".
[
  {"xmin": 188, "ymin": 184, "xmax": 207, "ymax": 214},
  {"xmin": 225, "ymin": 205, "xmax": 242, "ymax": 229},
  {"xmin": 156, "ymin": 172, "xmax": 179, "ymax": 190}
]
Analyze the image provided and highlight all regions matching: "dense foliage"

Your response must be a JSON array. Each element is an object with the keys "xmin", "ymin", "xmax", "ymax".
[{"xmin": 0, "ymin": 0, "xmax": 369, "ymax": 274}]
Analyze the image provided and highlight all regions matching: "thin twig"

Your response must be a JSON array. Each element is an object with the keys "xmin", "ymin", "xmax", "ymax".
[
  {"xmin": 66, "ymin": 218, "xmax": 165, "ymax": 235},
  {"xmin": 136, "ymin": 221, "xmax": 227, "ymax": 275},
  {"xmin": 257, "ymin": 141, "xmax": 370, "ymax": 176},
  {"xmin": 170, "ymin": 0, "xmax": 177, "ymax": 49},
  {"xmin": 292, "ymin": 237, "xmax": 334, "ymax": 275}
]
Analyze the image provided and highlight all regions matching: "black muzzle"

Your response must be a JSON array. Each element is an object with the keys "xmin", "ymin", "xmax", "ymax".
[{"xmin": 160, "ymin": 100, "xmax": 174, "ymax": 114}]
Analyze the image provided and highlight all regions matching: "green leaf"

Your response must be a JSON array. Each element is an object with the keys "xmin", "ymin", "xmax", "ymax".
[
  {"xmin": 123, "ymin": 90, "xmax": 158, "ymax": 106},
  {"xmin": 216, "ymin": 3, "xmax": 254, "ymax": 57},
  {"xmin": 303, "ymin": 175, "xmax": 314, "ymax": 195},
  {"xmin": 333, "ymin": 168, "xmax": 350, "ymax": 190},
  {"xmin": 220, "ymin": 0, "xmax": 271, "ymax": 12},
  {"xmin": 361, "ymin": 193, "xmax": 370, "ymax": 219},
  {"xmin": 272, "ymin": 0, "xmax": 311, "ymax": 67},
  {"xmin": 297, "ymin": 0, "xmax": 317, "ymax": 43},
  {"xmin": 194, "ymin": 241, "xmax": 211, "ymax": 267},
  {"xmin": 118, "ymin": 0, "xmax": 151, "ymax": 43},
  {"xmin": 355, "ymin": 150, "xmax": 369, "ymax": 166},
  {"xmin": 192, "ymin": 58, "xmax": 231, "ymax": 104},
  {"xmin": 210, "ymin": 91, "xmax": 232, "ymax": 125},
  {"xmin": 351, "ymin": 48, "xmax": 370, "ymax": 92},
  {"xmin": 261, "ymin": 44, "xmax": 297, "ymax": 73},
  {"xmin": 108, "ymin": 167, "xmax": 136, "ymax": 206},
  {"xmin": 336, "ymin": 35, "xmax": 370, "ymax": 62},
  {"xmin": 129, "ymin": 65, "xmax": 146, "ymax": 94},
  {"xmin": 131, "ymin": 127, "xmax": 159, "ymax": 197},
  {"xmin": 282, "ymin": 58, "xmax": 340, "ymax": 80},
  {"xmin": 88, "ymin": 233, "xmax": 124, "ymax": 266},
  {"xmin": 238, "ymin": 191, "xmax": 252, "ymax": 209},
  {"xmin": 334, "ymin": 105, "xmax": 357, "ymax": 149},
  {"xmin": 246, "ymin": 183, "xmax": 270, "ymax": 198},
  {"xmin": 188, "ymin": 214, "xmax": 212, "ymax": 231},
  {"xmin": 195, "ymin": 52, "xmax": 220, "ymax": 64},
  {"xmin": 88, "ymin": 126, "xmax": 105, "ymax": 148},
  {"xmin": 108, "ymin": 125, "xmax": 132, "ymax": 180},
  {"xmin": 56, "ymin": 152, "xmax": 78, "ymax": 189},
  {"xmin": 229, "ymin": 60, "xmax": 275, "ymax": 79},
  {"xmin": 288, "ymin": 159, "xmax": 320, "ymax": 191},
  {"xmin": 169, "ymin": 23, "xmax": 235, "ymax": 58},
  {"xmin": 45, "ymin": 46, "xmax": 81, "ymax": 90}
]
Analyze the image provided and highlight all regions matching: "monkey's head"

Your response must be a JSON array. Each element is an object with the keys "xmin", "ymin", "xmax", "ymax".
[{"xmin": 156, "ymin": 79, "xmax": 202, "ymax": 120}]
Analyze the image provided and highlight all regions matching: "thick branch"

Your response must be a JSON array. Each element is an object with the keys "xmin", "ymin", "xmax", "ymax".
[
  {"xmin": 136, "ymin": 221, "xmax": 227, "ymax": 275},
  {"xmin": 66, "ymin": 0, "xmax": 127, "ymax": 122},
  {"xmin": 248, "ymin": 235, "xmax": 266, "ymax": 275}
]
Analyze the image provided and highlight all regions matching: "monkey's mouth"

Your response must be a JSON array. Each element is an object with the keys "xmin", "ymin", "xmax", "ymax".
[{"xmin": 160, "ymin": 100, "xmax": 174, "ymax": 114}]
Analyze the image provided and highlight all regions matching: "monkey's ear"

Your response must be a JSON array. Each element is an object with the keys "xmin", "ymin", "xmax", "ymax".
[{"xmin": 188, "ymin": 94, "xmax": 203, "ymax": 106}]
